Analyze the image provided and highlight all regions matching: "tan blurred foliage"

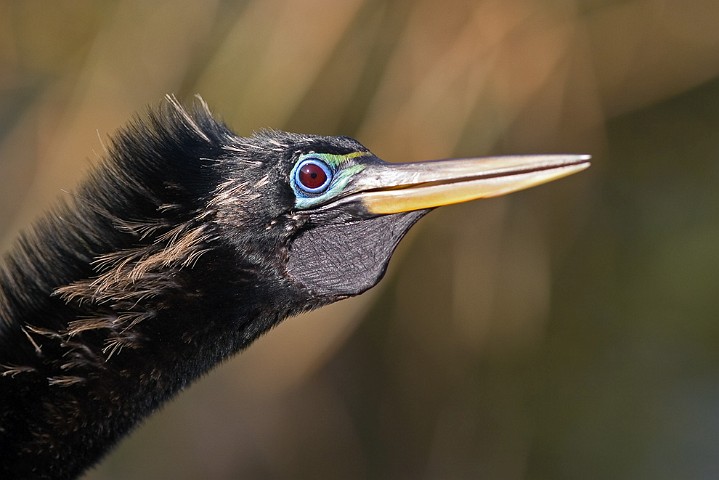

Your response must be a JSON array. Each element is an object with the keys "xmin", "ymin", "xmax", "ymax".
[{"xmin": 1, "ymin": 0, "xmax": 718, "ymax": 478}]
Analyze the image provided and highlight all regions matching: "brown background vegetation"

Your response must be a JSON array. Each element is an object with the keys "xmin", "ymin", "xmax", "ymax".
[{"xmin": 2, "ymin": 1, "xmax": 719, "ymax": 478}]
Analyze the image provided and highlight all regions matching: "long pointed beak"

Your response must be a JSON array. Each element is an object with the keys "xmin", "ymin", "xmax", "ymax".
[{"xmin": 335, "ymin": 154, "xmax": 590, "ymax": 215}]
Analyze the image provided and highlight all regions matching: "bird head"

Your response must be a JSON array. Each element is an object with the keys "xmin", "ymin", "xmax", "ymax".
[{"xmin": 201, "ymin": 127, "xmax": 589, "ymax": 303}]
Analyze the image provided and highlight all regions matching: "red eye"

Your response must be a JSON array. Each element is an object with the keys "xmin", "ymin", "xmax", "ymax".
[
  {"xmin": 299, "ymin": 163, "xmax": 327, "ymax": 189},
  {"xmin": 294, "ymin": 158, "xmax": 332, "ymax": 193}
]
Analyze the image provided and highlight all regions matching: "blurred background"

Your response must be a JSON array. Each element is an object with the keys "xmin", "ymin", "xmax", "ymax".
[{"xmin": 2, "ymin": 0, "xmax": 719, "ymax": 478}]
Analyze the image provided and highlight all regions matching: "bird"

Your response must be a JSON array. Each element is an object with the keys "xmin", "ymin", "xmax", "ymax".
[{"xmin": 0, "ymin": 95, "xmax": 589, "ymax": 479}]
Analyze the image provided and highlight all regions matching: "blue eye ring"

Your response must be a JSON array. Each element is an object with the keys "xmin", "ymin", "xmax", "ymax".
[{"xmin": 293, "ymin": 157, "xmax": 333, "ymax": 195}]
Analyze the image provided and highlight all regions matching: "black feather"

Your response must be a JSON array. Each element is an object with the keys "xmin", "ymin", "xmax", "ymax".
[{"xmin": 0, "ymin": 97, "xmax": 423, "ymax": 479}]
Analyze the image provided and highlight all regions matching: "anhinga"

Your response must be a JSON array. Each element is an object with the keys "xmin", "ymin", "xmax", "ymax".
[{"xmin": 0, "ymin": 96, "xmax": 588, "ymax": 479}]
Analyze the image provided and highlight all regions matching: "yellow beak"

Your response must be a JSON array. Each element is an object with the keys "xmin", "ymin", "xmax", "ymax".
[{"xmin": 331, "ymin": 154, "xmax": 590, "ymax": 214}]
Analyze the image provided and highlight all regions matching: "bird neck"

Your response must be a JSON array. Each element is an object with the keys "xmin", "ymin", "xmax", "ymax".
[
  {"xmin": 0, "ymin": 204, "xmax": 297, "ymax": 478},
  {"xmin": 0, "ymin": 105, "xmax": 303, "ymax": 479}
]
